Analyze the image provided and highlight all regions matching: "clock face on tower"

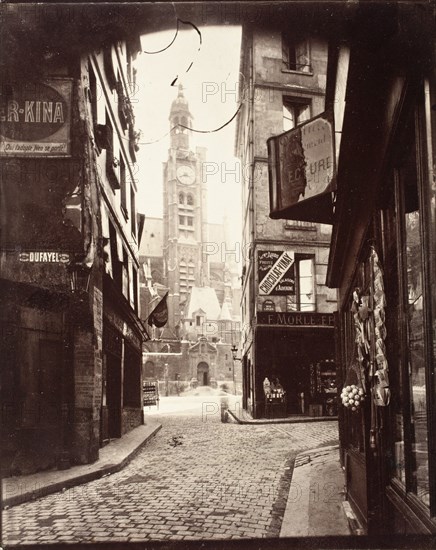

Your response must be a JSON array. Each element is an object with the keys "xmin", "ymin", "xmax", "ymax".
[{"xmin": 177, "ymin": 165, "xmax": 196, "ymax": 185}]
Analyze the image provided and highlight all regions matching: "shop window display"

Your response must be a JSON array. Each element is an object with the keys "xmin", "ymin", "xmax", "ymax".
[{"xmin": 404, "ymin": 205, "xmax": 429, "ymax": 505}]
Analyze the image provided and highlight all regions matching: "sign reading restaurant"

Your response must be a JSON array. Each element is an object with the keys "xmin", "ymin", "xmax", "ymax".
[
  {"xmin": 257, "ymin": 311, "xmax": 334, "ymax": 328},
  {"xmin": 267, "ymin": 110, "xmax": 336, "ymax": 223},
  {"xmin": 0, "ymin": 79, "xmax": 72, "ymax": 156}
]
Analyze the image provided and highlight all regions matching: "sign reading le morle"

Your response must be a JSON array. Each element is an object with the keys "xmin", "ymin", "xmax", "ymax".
[
  {"xmin": 0, "ymin": 80, "xmax": 72, "ymax": 156},
  {"xmin": 257, "ymin": 311, "xmax": 334, "ymax": 328},
  {"xmin": 267, "ymin": 110, "xmax": 335, "ymax": 223}
]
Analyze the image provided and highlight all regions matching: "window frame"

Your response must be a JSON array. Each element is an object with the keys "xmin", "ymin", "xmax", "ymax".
[
  {"xmin": 281, "ymin": 33, "xmax": 312, "ymax": 73},
  {"xmin": 282, "ymin": 96, "xmax": 311, "ymax": 132}
]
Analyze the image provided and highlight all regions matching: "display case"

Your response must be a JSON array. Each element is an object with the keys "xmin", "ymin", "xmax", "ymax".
[
  {"xmin": 310, "ymin": 359, "xmax": 337, "ymax": 416},
  {"xmin": 264, "ymin": 388, "xmax": 287, "ymax": 419}
]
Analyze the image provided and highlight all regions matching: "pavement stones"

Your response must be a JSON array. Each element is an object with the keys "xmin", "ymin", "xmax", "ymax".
[
  {"xmin": 2, "ymin": 400, "xmax": 340, "ymax": 545},
  {"xmin": 280, "ymin": 445, "xmax": 350, "ymax": 537}
]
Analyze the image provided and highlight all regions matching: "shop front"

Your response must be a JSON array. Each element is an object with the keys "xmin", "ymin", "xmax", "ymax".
[
  {"xmin": 325, "ymin": 5, "xmax": 436, "ymax": 535},
  {"xmin": 102, "ymin": 289, "xmax": 144, "ymax": 443},
  {"xmin": 252, "ymin": 312, "xmax": 335, "ymax": 419}
]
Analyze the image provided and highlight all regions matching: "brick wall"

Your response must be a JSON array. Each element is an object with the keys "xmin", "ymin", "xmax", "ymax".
[
  {"xmin": 71, "ymin": 328, "xmax": 100, "ymax": 464},
  {"xmin": 122, "ymin": 408, "xmax": 142, "ymax": 435}
]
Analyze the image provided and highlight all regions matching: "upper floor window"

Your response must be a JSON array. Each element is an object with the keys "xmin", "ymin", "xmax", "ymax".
[
  {"xmin": 285, "ymin": 255, "xmax": 315, "ymax": 312},
  {"xmin": 130, "ymin": 185, "xmax": 136, "ymax": 237},
  {"xmin": 120, "ymin": 156, "xmax": 128, "ymax": 218},
  {"xmin": 285, "ymin": 219, "xmax": 316, "ymax": 230},
  {"xmin": 179, "ymin": 192, "xmax": 185, "ymax": 204},
  {"xmin": 283, "ymin": 98, "xmax": 311, "ymax": 132},
  {"xmin": 187, "ymin": 194, "xmax": 194, "ymax": 206},
  {"xmin": 282, "ymin": 34, "xmax": 311, "ymax": 73}
]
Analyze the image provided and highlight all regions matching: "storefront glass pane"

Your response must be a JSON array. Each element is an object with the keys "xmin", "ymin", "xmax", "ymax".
[
  {"xmin": 405, "ymin": 209, "xmax": 429, "ymax": 506},
  {"xmin": 381, "ymin": 202, "xmax": 406, "ymax": 484},
  {"xmin": 299, "ymin": 259, "xmax": 315, "ymax": 311}
]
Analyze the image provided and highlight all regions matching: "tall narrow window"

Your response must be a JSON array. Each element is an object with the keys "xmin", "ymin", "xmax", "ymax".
[
  {"xmin": 122, "ymin": 248, "xmax": 129, "ymax": 300},
  {"xmin": 283, "ymin": 99, "xmax": 311, "ymax": 132},
  {"xmin": 120, "ymin": 156, "xmax": 127, "ymax": 217},
  {"xmin": 109, "ymin": 221, "xmax": 122, "ymax": 289},
  {"xmin": 130, "ymin": 186, "xmax": 136, "ymax": 237},
  {"xmin": 105, "ymin": 111, "xmax": 120, "ymax": 189},
  {"xmin": 401, "ymin": 171, "xmax": 429, "ymax": 506},
  {"xmin": 299, "ymin": 258, "xmax": 315, "ymax": 311},
  {"xmin": 282, "ymin": 34, "xmax": 311, "ymax": 72},
  {"xmin": 285, "ymin": 254, "xmax": 315, "ymax": 312}
]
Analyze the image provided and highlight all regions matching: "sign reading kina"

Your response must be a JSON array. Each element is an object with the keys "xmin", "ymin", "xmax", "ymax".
[
  {"xmin": 0, "ymin": 80, "xmax": 72, "ymax": 156},
  {"xmin": 267, "ymin": 110, "xmax": 336, "ymax": 223}
]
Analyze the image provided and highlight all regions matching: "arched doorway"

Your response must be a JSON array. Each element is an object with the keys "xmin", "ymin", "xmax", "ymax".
[
  {"xmin": 144, "ymin": 361, "xmax": 155, "ymax": 379},
  {"xmin": 197, "ymin": 362, "xmax": 209, "ymax": 386}
]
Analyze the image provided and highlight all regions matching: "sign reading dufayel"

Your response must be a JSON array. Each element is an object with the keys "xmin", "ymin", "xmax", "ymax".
[{"xmin": 0, "ymin": 79, "xmax": 72, "ymax": 156}]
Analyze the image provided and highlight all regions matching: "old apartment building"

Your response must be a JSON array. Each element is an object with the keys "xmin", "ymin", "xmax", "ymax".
[
  {"xmin": 1, "ymin": 6, "xmax": 147, "ymax": 475},
  {"xmin": 235, "ymin": 24, "xmax": 337, "ymax": 418}
]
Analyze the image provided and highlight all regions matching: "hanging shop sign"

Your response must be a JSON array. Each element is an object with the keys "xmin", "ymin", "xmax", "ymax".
[
  {"xmin": 257, "ymin": 311, "xmax": 334, "ymax": 328},
  {"xmin": 0, "ymin": 79, "xmax": 72, "ymax": 156},
  {"xmin": 19, "ymin": 251, "xmax": 70, "ymax": 263},
  {"xmin": 258, "ymin": 250, "xmax": 295, "ymax": 296},
  {"xmin": 267, "ymin": 110, "xmax": 335, "ymax": 223}
]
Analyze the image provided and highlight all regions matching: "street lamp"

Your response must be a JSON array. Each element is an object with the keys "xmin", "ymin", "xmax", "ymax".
[
  {"xmin": 231, "ymin": 344, "xmax": 238, "ymax": 395},
  {"xmin": 68, "ymin": 264, "xmax": 92, "ymax": 294}
]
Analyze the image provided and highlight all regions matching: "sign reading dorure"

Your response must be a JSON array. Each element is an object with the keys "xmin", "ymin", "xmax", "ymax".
[
  {"xmin": 268, "ymin": 110, "xmax": 335, "ymax": 223},
  {"xmin": 258, "ymin": 250, "xmax": 295, "ymax": 296},
  {"xmin": 0, "ymin": 79, "xmax": 72, "ymax": 156}
]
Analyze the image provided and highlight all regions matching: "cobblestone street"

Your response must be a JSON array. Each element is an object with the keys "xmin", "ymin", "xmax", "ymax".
[{"xmin": 3, "ymin": 395, "xmax": 339, "ymax": 544}]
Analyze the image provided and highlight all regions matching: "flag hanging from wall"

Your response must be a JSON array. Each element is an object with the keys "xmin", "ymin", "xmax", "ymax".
[{"xmin": 147, "ymin": 292, "xmax": 169, "ymax": 327}]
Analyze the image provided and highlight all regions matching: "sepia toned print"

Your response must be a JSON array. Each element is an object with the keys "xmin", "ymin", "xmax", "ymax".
[{"xmin": 1, "ymin": 2, "xmax": 436, "ymax": 549}]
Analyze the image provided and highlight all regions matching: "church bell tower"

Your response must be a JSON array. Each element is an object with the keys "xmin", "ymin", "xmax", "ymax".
[{"xmin": 162, "ymin": 85, "xmax": 209, "ymax": 334}]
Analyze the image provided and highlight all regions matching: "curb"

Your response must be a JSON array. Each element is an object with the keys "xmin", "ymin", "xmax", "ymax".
[
  {"xmin": 226, "ymin": 410, "xmax": 338, "ymax": 425},
  {"xmin": 280, "ymin": 444, "xmax": 349, "ymax": 538},
  {"xmin": 342, "ymin": 500, "xmax": 365, "ymax": 535},
  {"xmin": 2, "ymin": 424, "xmax": 161, "ymax": 509}
]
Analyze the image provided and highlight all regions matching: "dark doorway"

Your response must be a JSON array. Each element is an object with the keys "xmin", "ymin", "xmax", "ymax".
[
  {"xmin": 144, "ymin": 360, "xmax": 155, "ymax": 379},
  {"xmin": 197, "ymin": 362, "xmax": 209, "ymax": 386},
  {"xmin": 106, "ymin": 352, "xmax": 122, "ymax": 438}
]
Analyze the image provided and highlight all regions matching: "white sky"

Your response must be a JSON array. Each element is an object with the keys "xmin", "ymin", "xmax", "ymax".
[{"xmin": 134, "ymin": 25, "xmax": 242, "ymax": 240}]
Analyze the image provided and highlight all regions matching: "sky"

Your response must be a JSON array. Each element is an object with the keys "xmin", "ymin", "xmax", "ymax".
[{"xmin": 134, "ymin": 25, "xmax": 242, "ymax": 240}]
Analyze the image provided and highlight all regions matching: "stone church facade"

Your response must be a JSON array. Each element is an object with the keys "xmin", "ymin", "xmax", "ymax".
[{"xmin": 139, "ymin": 86, "xmax": 241, "ymax": 392}]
